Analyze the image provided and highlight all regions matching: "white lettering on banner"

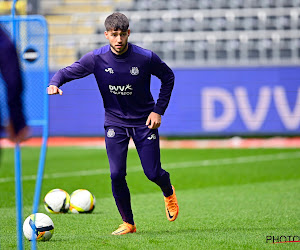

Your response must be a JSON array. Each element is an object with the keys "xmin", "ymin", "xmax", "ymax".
[
  {"xmin": 202, "ymin": 88, "xmax": 236, "ymax": 131},
  {"xmin": 274, "ymin": 87, "xmax": 300, "ymax": 130},
  {"xmin": 201, "ymin": 87, "xmax": 300, "ymax": 132},
  {"xmin": 235, "ymin": 87, "xmax": 271, "ymax": 131}
]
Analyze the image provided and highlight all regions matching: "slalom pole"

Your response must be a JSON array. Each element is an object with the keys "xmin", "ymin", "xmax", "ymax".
[
  {"xmin": 11, "ymin": 0, "xmax": 17, "ymax": 45},
  {"xmin": 14, "ymin": 144, "xmax": 23, "ymax": 250},
  {"xmin": 31, "ymin": 135, "xmax": 49, "ymax": 250},
  {"xmin": 31, "ymin": 15, "xmax": 50, "ymax": 250}
]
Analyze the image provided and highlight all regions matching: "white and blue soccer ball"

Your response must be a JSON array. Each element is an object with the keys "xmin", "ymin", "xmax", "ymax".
[
  {"xmin": 69, "ymin": 189, "xmax": 96, "ymax": 213},
  {"xmin": 23, "ymin": 213, "xmax": 54, "ymax": 241},
  {"xmin": 44, "ymin": 189, "xmax": 70, "ymax": 213}
]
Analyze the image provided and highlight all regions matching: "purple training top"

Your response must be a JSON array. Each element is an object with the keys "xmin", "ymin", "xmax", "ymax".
[
  {"xmin": 50, "ymin": 43, "xmax": 175, "ymax": 126},
  {"xmin": 0, "ymin": 27, "xmax": 26, "ymax": 134}
]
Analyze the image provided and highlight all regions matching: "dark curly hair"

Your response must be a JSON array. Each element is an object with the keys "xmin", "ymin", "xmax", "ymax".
[{"xmin": 104, "ymin": 12, "xmax": 129, "ymax": 31}]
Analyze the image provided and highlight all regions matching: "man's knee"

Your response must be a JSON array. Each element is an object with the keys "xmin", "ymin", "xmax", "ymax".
[
  {"xmin": 110, "ymin": 171, "xmax": 126, "ymax": 182},
  {"xmin": 146, "ymin": 170, "xmax": 170, "ymax": 184},
  {"xmin": 144, "ymin": 170, "xmax": 161, "ymax": 182}
]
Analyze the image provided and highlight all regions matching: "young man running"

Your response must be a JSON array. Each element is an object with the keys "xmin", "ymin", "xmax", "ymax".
[{"xmin": 48, "ymin": 12, "xmax": 178, "ymax": 235}]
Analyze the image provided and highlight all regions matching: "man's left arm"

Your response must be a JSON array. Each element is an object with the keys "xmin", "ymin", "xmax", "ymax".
[{"xmin": 146, "ymin": 52, "xmax": 175, "ymax": 129}]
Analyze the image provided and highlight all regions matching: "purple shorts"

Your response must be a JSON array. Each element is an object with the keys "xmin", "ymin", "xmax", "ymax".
[{"xmin": 104, "ymin": 125, "xmax": 166, "ymax": 182}]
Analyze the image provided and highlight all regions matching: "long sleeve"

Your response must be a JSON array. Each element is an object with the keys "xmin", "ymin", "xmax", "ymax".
[
  {"xmin": 150, "ymin": 52, "xmax": 175, "ymax": 115},
  {"xmin": 0, "ymin": 28, "xmax": 26, "ymax": 133},
  {"xmin": 50, "ymin": 51, "xmax": 95, "ymax": 87}
]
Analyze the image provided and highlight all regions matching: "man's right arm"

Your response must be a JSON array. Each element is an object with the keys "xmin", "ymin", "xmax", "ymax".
[{"xmin": 48, "ymin": 51, "xmax": 95, "ymax": 95}]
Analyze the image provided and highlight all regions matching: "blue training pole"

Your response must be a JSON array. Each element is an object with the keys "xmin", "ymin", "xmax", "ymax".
[
  {"xmin": 11, "ymin": 0, "xmax": 17, "ymax": 44},
  {"xmin": 31, "ymin": 15, "xmax": 50, "ymax": 250},
  {"xmin": 31, "ymin": 136, "xmax": 48, "ymax": 250},
  {"xmin": 14, "ymin": 144, "xmax": 23, "ymax": 250},
  {"xmin": 12, "ymin": 1, "xmax": 24, "ymax": 250},
  {"xmin": 31, "ymin": 15, "xmax": 49, "ymax": 216}
]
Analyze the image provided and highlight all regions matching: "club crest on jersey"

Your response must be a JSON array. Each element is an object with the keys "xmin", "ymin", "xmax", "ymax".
[
  {"xmin": 130, "ymin": 67, "xmax": 139, "ymax": 76},
  {"xmin": 107, "ymin": 129, "xmax": 115, "ymax": 138},
  {"xmin": 105, "ymin": 68, "xmax": 114, "ymax": 74}
]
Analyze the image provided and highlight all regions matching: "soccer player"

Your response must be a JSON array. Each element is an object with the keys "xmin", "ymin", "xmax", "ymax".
[
  {"xmin": 47, "ymin": 12, "xmax": 179, "ymax": 235},
  {"xmin": 0, "ymin": 27, "xmax": 28, "ymax": 149}
]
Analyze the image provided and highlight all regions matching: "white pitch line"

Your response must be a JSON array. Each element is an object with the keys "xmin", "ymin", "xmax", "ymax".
[{"xmin": 0, "ymin": 151, "xmax": 300, "ymax": 184}]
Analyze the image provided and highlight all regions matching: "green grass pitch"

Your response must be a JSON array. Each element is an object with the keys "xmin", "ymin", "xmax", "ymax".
[{"xmin": 0, "ymin": 146, "xmax": 299, "ymax": 249}]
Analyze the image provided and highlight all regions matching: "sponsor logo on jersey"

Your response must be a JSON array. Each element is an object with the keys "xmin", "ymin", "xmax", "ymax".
[
  {"xmin": 109, "ymin": 84, "xmax": 133, "ymax": 95},
  {"xmin": 105, "ymin": 68, "xmax": 114, "ymax": 74},
  {"xmin": 147, "ymin": 134, "xmax": 156, "ymax": 140},
  {"xmin": 130, "ymin": 67, "xmax": 139, "ymax": 75},
  {"xmin": 107, "ymin": 129, "xmax": 115, "ymax": 138}
]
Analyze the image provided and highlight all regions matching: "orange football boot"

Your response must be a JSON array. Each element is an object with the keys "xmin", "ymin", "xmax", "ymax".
[
  {"xmin": 164, "ymin": 185, "xmax": 179, "ymax": 221},
  {"xmin": 111, "ymin": 222, "xmax": 136, "ymax": 235}
]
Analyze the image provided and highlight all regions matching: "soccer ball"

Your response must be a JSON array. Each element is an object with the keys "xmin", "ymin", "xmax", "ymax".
[
  {"xmin": 23, "ymin": 213, "xmax": 54, "ymax": 241},
  {"xmin": 44, "ymin": 189, "xmax": 70, "ymax": 213},
  {"xmin": 69, "ymin": 189, "xmax": 96, "ymax": 213}
]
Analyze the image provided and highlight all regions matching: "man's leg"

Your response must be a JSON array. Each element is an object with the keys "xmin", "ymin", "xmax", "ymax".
[
  {"xmin": 132, "ymin": 126, "xmax": 179, "ymax": 221},
  {"xmin": 132, "ymin": 126, "xmax": 172, "ymax": 195},
  {"xmin": 105, "ymin": 126, "xmax": 135, "ymax": 230}
]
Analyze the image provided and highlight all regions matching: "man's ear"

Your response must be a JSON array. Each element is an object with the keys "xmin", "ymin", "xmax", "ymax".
[
  {"xmin": 127, "ymin": 29, "xmax": 131, "ymax": 36},
  {"xmin": 104, "ymin": 31, "xmax": 109, "ymax": 39}
]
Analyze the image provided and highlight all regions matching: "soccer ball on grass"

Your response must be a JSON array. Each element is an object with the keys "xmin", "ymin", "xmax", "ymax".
[
  {"xmin": 69, "ymin": 189, "xmax": 96, "ymax": 213},
  {"xmin": 23, "ymin": 213, "xmax": 54, "ymax": 241},
  {"xmin": 44, "ymin": 188, "xmax": 70, "ymax": 213}
]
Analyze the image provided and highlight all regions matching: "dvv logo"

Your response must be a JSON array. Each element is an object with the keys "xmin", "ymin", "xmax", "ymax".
[
  {"xmin": 201, "ymin": 86, "xmax": 300, "ymax": 132},
  {"xmin": 109, "ymin": 84, "xmax": 133, "ymax": 95}
]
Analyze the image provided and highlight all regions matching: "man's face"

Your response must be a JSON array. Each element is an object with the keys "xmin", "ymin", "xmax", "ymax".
[{"xmin": 104, "ymin": 29, "xmax": 130, "ymax": 55}]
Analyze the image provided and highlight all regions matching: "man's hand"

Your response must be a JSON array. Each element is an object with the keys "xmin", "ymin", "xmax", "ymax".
[
  {"xmin": 6, "ymin": 122, "xmax": 29, "ymax": 143},
  {"xmin": 146, "ymin": 112, "xmax": 161, "ymax": 129},
  {"xmin": 47, "ymin": 85, "xmax": 63, "ymax": 95}
]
